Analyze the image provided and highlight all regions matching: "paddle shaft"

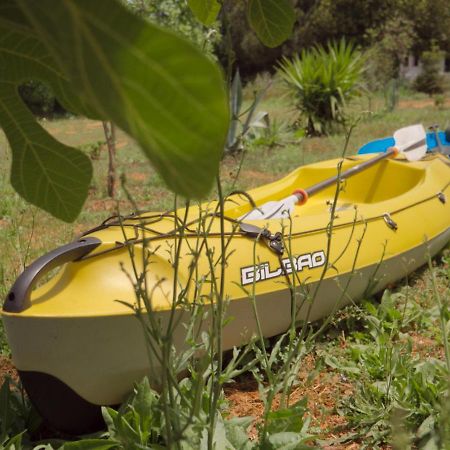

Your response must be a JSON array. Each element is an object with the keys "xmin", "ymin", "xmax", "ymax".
[{"xmin": 295, "ymin": 147, "xmax": 396, "ymax": 202}]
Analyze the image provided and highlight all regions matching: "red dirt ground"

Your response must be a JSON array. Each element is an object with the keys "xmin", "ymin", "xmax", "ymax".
[
  {"xmin": 224, "ymin": 353, "xmax": 362, "ymax": 448},
  {"xmin": 398, "ymin": 98, "xmax": 450, "ymax": 109},
  {"xmin": 0, "ymin": 355, "xmax": 19, "ymax": 385}
]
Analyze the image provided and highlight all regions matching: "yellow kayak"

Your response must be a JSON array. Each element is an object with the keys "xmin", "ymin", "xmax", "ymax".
[{"xmin": 3, "ymin": 152, "xmax": 450, "ymax": 433}]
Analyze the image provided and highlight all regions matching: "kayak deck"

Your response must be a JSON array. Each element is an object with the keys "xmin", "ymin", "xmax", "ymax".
[{"xmin": 4, "ymin": 153, "xmax": 448, "ymax": 318}]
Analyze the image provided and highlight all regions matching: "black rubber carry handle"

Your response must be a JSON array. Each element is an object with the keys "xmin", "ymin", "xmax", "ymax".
[{"xmin": 3, "ymin": 237, "xmax": 101, "ymax": 313}]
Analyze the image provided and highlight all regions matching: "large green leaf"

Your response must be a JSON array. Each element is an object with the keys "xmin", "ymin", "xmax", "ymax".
[
  {"xmin": 17, "ymin": 0, "xmax": 228, "ymax": 200},
  {"xmin": 187, "ymin": 0, "xmax": 221, "ymax": 25},
  {"xmin": 0, "ymin": 5, "xmax": 97, "ymax": 221},
  {"xmin": 0, "ymin": 0, "xmax": 228, "ymax": 222},
  {"xmin": 247, "ymin": 0, "xmax": 295, "ymax": 48},
  {"xmin": 0, "ymin": 82, "xmax": 93, "ymax": 222},
  {"xmin": 0, "ymin": 3, "xmax": 100, "ymax": 118}
]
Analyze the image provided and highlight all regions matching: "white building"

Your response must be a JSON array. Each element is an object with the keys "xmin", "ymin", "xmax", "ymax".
[{"xmin": 401, "ymin": 54, "xmax": 450, "ymax": 80}]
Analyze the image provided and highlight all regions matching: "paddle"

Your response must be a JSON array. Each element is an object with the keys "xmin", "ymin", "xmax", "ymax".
[{"xmin": 241, "ymin": 124, "xmax": 427, "ymax": 221}]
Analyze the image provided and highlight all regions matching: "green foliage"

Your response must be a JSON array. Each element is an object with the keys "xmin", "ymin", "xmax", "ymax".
[
  {"xmin": 414, "ymin": 45, "xmax": 445, "ymax": 96},
  {"xmin": 324, "ymin": 288, "xmax": 450, "ymax": 448},
  {"xmin": 79, "ymin": 140, "xmax": 106, "ymax": 161},
  {"xmin": 128, "ymin": 0, "xmax": 296, "ymax": 72},
  {"xmin": 364, "ymin": 15, "xmax": 414, "ymax": 90},
  {"xmin": 0, "ymin": 378, "xmax": 42, "ymax": 449},
  {"xmin": 403, "ymin": 0, "xmax": 450, "ymax": 54},
  {"xmin": 434, "ymin": 93, "xmax": 445, "ymax": 110},
  {"xmin": 127, "ymin": 0, "xmax": 221, "ymax": 57},
  {"xmin": 226, "ymin": 71, "xmax": 244, "ymax": 153},
  {"xmin": 62, "ymin": 374, "xmax": 313, "ymax": 449},
  {"xmin": 222, "ymin": 3, "xmax": 283, "ymax": 77},
  {"xmin": 248, "ymin": 114, "xmax": 290, "ymax": 149},
  {"xmin": 225, "ymin": 71, "xmax": 269, "ymax": 153},
  {"xmin": 187, "ymin": 0, "xmax": 221, "ymax": 26},
  {"xmin": 0, "ymin": 69, "xmax": 93, "ymax": 222},
  {"xmin": 383, "ymin": 79, "xmax": 399, "ymax": 113},
  {"xmin": 221, "ymin": 0, "xmax": 450, "ymax": 79},
  {"xmin": 247, "ymin": 327, "xmax": 315, "ymax": 446},
  {"xmin": 0, "ymin": 0, "xmax": 228, "ymax": 222},
  {"xmin": 0, "ymin": 0, "xmax": 299, "ymax": 222},
  {"xmin": 18, "ymin": 80, "xmax": 59, "ymax": 117},
  {"xmin": 247, "ymin": 0, "xmax": 296, "ymax": 48},
  {"xmin": 265, "ymin": 398, "xmax": 310, "ymax": 435},
  {"xmin": 290, "ymin": 0, "xmax": 392, "ymax": 50},
  {"xmin": 63, "ymin": 378, "xmax": 162, "ymax": 449},
  {"xmin": 278, "ymin": 39, "xmax": 365, "ymax": 135}
]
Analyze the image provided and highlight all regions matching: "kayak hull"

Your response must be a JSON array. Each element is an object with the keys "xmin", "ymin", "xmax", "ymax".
[{"xmin": 2, "ymin": 153, "xmax": 450, "ymax": 433}]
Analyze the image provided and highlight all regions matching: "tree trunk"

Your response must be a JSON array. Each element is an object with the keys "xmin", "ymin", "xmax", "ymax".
[{"xmin": 102, "ymin": 121, "xmax": 116, "ymax": 198}]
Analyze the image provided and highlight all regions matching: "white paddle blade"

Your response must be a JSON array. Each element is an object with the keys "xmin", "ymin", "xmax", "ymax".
[
  {"xmin": 239, "ymin": 195, "xmax": 298, "ymax": 220},
  {"xmin": 393, "ymin": 124, "xmax": 427, "ymax": 161}
]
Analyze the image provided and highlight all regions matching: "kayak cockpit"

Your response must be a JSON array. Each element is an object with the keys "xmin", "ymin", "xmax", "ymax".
[{"xmin": 225, "ymin": 156, "xmax": 426, "ymax": 219}]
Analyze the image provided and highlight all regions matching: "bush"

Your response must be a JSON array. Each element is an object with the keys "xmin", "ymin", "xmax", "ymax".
[
  {"xmin": 18, "ymin": 80, "xmax": 63, "ymax": 117},
  {"xmin": 364, "ymin": 15, "xmax": 414, "ymax": 91},
  {"xmin": 277, "ymin": 39, "xmax": 365, "ymax": 135},
  {"xmin": 414, "ymin": 45, "xmax": 445, "ymax": 96},
  {"xmin": 127, "ymin": 0, "xmax": 221, "ymax": 58}
]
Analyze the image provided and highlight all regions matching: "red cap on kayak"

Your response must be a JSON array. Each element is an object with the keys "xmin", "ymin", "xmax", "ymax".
[{"xmin": 293, "ymin": 189, "xmax": 308, "ymax": 205}]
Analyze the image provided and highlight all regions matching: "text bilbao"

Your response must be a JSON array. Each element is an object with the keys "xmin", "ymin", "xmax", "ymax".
[{"xmin": 240, "ymin": 250, "xmax": 326, "ymax": 286}]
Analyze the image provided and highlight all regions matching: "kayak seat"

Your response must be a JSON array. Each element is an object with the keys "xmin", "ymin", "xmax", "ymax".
[
  {"xmin": 308, "ymin": 159, "xmax": 425, "ymax": 204},
  {"xmin": 226, "ymin": 158, "xmax": 426, "ymax": 219}
]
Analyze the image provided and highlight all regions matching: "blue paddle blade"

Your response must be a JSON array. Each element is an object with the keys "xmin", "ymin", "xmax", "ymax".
[{"xmin": 358, "ymin": 129, "xmax": 450, "ymax": 155}]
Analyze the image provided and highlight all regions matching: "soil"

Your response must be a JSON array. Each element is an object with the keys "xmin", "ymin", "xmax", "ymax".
[
  {"xmin": 409, "ymin": 333, "xmax": 445, "ymax": 360},
  {"xmin": 84, "ymin": 197, "xmax": 156, "ymax": 214},
  {"xmin": 0, "ymin": 355, "xmax": 19, "ymax": 385},
  {"xmin": 239, "ymin": 169, "xmax": 278, "ymax": 185},
  {"xmin": 224, "ymin": 353, "xmax": 359, "ymax": 448},
  {"xmin": 128, "ymin": 172, "xmax": 148, "ymax": 182},
  {"xmin": 116, "ymin": 139, "xmax": 129, "ymax": 150},
  {"xmin": 398, "ymin": 98, "xmax": 450, "ymax": 109},
  {"xmin": 85, "ymin": 121, "xmax": 103, "ymax": 130},
  {"xmin": 85, "ymin": 198, "xmax": 126, "ymax": 213}
]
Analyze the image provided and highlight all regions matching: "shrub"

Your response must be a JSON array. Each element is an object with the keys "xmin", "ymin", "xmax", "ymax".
[
  {"xmin": 364, "ymin": 15, "xmax": 414, "ymax": 91},
  {"xmin": 414, "ymin": 45, "xmax": 445, "ymax": 96},
  {"xmin": 277, "ymin": 39, "xmax": 365, "ymax": 136},
  {"xmin": 434, "ymin": 93, "xmax": 445, "ymax": 109},
  {"xmin": 127, "ymin": 0, "xmax": 221, "ymax": 58},
  {"xmin": 18, "ymin": 80, "xmax": 63, "ymax": 117}
]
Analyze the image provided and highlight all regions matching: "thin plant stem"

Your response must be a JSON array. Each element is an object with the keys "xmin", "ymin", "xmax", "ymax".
[
  {"xmin": 229, "ymin": 149, "xmax": 247, "ymax": 192},
  {"xmin": 207, "ymin": 177, "xmax": 227, "ymax": 450},
  {"xmin": 428, "ymin": 255, "xmax": 450, "ymax": 373}
]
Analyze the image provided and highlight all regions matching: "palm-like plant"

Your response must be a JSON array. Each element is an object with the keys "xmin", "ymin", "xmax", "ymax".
[{"xmin": 278, "ymin": 39, "xmax": 366, "ymax": 135}]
